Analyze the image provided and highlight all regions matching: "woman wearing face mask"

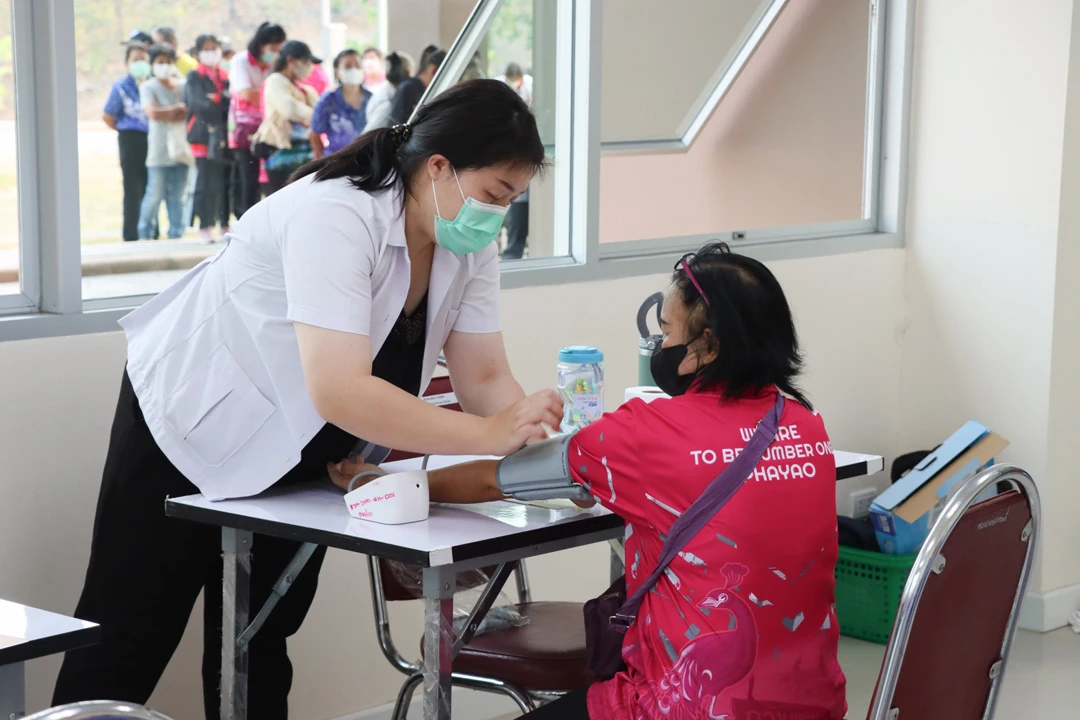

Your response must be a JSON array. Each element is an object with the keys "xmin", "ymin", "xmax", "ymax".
[
  {"xmin": 136, "ymin": 44, "xmax": 189, "ymax": 241},
  {"xmin": 309, "ymin": 49, "xmax": 371, "ymax": 160},
  {"xmin": 103, "ymin": 41, "xmax": 152, "ymax": 242},
  {"xmin": 185, "ymin": 34, "xmax": 231, "ymax": 243},
  {"xmin": 228, "ymin": 21, "xmax": 286, "ymax": 217},
  {"xmin": 251, "ymin": 40, "xmax": 321, "ymax": 194},
  {"xmin": 53, "ymin": 80, "xmax": 561, "ymax": 717},
  {"xmin": 333, "ymin": 243, "xmax": 848, "ymax": 720},
  {"xmin": 364, "ymin": 50, "xmax": 413, "ymax": 130}
]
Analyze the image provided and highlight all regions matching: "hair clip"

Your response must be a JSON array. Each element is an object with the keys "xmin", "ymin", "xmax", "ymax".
[{"xmin": 390, "ymin": 123, "xmax": 412, "ymax": 145}]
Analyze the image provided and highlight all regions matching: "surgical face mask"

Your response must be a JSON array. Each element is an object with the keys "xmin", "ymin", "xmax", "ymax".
[
  {"xmin": 262, "ymin": 51, "xmax": 279, "ymax": 64},
  {"xmin": 431, "ymin": 169, "xmax": 508, "ymax": 255},
  {"xmin": 152, "ymin": 63, "xmax": 173, "ymax": 80},
  {"xmin": 650, "ymin": 342, "xmax": 698, "ymax": 397},
  {"xmin": 220, "ymin": 57, "xmax": 231, "ymax": 73},
  {"xmin": 199, "ymin": 49, "xmax": 222, "ymax": 67},
  {"xmin": 129, "ymin": 60, "xmax": 151, "ymax": 80},
  {"xmin": 362, "ymin": 57, "xmax": 382, "ymax": 75},
  {"xmin": 340, "ymin": 68, "xmax": 364, "ymax": 86},
  {"xmin": 296, "ymin": 61, "xmax": 314, "ymax": 79}
]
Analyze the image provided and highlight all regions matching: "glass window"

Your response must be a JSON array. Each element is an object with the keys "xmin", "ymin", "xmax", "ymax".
[
  {"xmin": 420, "ymin": 0, "xmax": 566, "ymax": 263},
  {"xmin": 598, "ymin": 0, "xmax": 875, "ymax": 244},
  {"xmin": 74, "ymin": 1, "xmax": 382, "ymax": 302},
  {"xmin": 601, "ymin": 0, "xmax": 765, "ymax": 145},
  {"xmin": 0, "ymin": 0, "xmax": 21, "ymax": 302}
]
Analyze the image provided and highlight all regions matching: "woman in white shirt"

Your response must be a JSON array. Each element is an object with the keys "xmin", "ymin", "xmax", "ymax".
[{"xmin": 52, "ymin": 79, "xmax": 559, "ymax": 717}]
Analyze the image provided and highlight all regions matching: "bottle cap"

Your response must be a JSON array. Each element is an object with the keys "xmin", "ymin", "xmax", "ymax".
[{"xmin": 559, "ymin": 346, "xmax": 604, "ymax": 364}]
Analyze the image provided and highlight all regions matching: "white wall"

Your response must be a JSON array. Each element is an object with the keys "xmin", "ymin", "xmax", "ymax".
[
  {"xmin": 598, "ymin": 0, "xmax": 868, "ymax": 243},
  {"xmin": 1044, "ymin": 0, "xmax": 1080, "ymax": 599},
  {"xmin": 600, "ymin": 0, "xmax": 761, "ymax": 143},
  {"xmin": 0, "ymin": 248, "xmax": 903, "ymax": 718},
  {"xmin": 900, "ymin": 0, "xmax": 1076, "ymax": 595}
]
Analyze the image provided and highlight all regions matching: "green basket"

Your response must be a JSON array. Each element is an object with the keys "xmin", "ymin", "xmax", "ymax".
[{"xmin": 834, "ymin": 546, "xmax": 918, "ymax": 644}]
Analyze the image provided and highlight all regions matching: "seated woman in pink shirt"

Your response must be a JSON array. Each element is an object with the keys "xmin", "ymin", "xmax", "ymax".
[{"xmin": 334, "ymin": 243, "xmax": 848, "ymax": 720}]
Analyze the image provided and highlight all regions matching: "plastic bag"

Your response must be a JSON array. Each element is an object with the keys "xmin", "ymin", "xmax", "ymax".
[{"xmin": 385, "ymin": 560, "xmax": 529, "ymax": 637}]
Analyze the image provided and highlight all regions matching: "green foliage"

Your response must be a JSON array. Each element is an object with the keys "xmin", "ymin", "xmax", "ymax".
[{"xmin": 487, "ymin": 0, "xmax": 532, "ymax": 78}]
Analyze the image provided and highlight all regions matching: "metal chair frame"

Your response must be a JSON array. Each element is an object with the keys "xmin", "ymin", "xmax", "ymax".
[
  {"xmin": 868, "ymin": 464, "xmax": 1041, "ymax": 720},
  {"xmin": 369, "ymin": 555, "xmax": 580, "ymax": 719},
  {"xmin": 23, "ymin": 701, "xmax": 176, "ymax": 720}
]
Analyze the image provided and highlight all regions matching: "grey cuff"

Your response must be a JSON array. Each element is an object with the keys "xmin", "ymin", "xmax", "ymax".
[{"xmin": 497, "ymin": 434, "xmax": 588, "ymax": 501}]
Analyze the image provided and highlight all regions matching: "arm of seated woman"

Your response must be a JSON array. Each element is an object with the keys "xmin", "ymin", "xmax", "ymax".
[{"xmin": 329, "ymin": 449, "xmax": 596, "ymax": 508}]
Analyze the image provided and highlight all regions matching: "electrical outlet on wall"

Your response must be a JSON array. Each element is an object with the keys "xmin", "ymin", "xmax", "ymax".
[{"xmin": 850, "ymin": 488, "xmax": 879, "ymax": 519}]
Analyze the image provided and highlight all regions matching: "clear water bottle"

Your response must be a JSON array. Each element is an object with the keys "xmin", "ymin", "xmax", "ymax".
[{"xmin": 557, "ymin": 346, "xmax": 605, "ymax": 433}]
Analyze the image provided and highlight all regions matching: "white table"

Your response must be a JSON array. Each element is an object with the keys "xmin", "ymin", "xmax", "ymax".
[
  {"xmin": 0, "ymin": 599, "xmax": 100, "ymax": 719},
  {"xmin": 166, "ymin": 451, "xmax": 884, "ymax": 720}
]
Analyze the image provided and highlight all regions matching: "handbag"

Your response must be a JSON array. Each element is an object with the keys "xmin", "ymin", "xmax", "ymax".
[
  {"xmin": 583, "ymin": 392, "xmax": 786, "ymax": 680},
  {"xmin": 166, "ymin": 121, "xmax": 195, "ymax": 166}
]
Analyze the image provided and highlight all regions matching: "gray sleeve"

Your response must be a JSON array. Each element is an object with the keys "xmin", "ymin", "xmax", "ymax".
[{"xmin": 496, "ymin": 435, "xmax": 592, "ymax": 501}]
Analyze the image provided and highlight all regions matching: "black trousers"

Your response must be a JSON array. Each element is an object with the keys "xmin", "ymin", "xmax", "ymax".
[
  {"xmin": 118, "ymin": 130, "xmax": 149, "ymax": 242},
  {"xmin": 53, "ymin": 371, "xmax": 358, "ymax": 719},
  {"xmin": 518, "ymin": 688, "xmax": 590, "ymax": 719},
  {"xmin": 194, "ymin": 157, "xmax": 229, "ymax": 229},
  {"xmin": 224, "ymin": 149, "xmax": 238, "ymax": 224},
  {"xmin": 265, "ymin": 168, "xmax": 291, "ymax": 196},
  {"xmin": 233, "ymin": 148, "xmax": 262, "ymax": 218},
  {"xmin": 502, "ymin": 201, "xmax": 529, "ymax": 260}
]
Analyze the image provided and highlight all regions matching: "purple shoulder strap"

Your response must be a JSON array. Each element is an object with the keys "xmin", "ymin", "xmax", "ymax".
[{"xmin": 616, "ymin": 392, "xmax": 785, "ymax": 624}]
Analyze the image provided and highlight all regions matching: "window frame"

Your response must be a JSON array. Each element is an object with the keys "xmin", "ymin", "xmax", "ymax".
[
  {"xmin": 0, "ymin": 0, "xmax": 914, "ymax": 342},
  {"xmin": 0, "ymin": 0, "xmax": 40, "ymax": 314}
]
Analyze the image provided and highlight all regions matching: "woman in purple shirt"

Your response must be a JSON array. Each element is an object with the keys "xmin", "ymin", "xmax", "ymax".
[
  {"xmin": 309, "ymin": 49, "xmax": 371, "ymax": 159},
  {"xmin": 103, "ymin": 42, "xmax": 152, "ymax": 242}
]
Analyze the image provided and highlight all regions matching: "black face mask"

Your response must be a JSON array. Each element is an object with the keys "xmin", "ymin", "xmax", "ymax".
[{"xmin": 650, "ymin": 343, "xmax": 696, "ymax": 397}]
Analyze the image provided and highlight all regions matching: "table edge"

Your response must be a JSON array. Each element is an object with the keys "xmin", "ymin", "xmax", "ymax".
[
  {"xmin": 165, "ymin": 497, "xmax": 625, "ymax": 567},
  {"xmin": 0, "ymin": 623, "xmax": 101, "ymax": 667}
]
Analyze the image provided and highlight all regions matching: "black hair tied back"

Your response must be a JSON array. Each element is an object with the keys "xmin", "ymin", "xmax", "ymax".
[
  {"xmin": 389, "ymin": 124, "xmax": 412, "ymax": 147},
  {"xmin": 289, "ymin": 79, "xmax": 546, "ymax": 200},
  {"xmin": 674, "ymin": 242, "xmax": 812, "ymax": 410}
]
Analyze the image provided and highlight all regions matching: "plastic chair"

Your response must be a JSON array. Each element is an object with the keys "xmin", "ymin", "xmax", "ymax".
[
  {"xmin": 23, "ymin": 701, "xmax": 175, "ymax": 719},
  {"xmin": 372, "ymin": 374, "xmax": 592, "ymax": 719},
  {"xmin": 867, "ymin": 464, "xmax": 1040, "ymax": 720}
]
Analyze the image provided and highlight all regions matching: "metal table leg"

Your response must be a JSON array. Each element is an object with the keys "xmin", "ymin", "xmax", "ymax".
[
  {"xmin": 222, "ymin": 527, "xmax": 252, "ymax": 720},
  {"xmin": 0, "ymin": 662, "xmax": 24, "ymax": 720},
  {"xmin": 421, "ymin": 565, "xmax": 456, "ymax": 720}
]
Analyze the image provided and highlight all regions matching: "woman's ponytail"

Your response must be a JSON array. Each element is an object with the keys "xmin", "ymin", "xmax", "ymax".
[
  {"xmin": 289, "ymin": 126, "xmax": 404, "ymax": 192},
  {"xmin": 288, "ymin": 80, "xmax": 546, "ymax": 203}
]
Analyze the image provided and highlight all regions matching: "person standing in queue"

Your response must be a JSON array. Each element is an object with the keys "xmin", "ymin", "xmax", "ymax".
[
  {"xmin": 310, "ymin": 48, "xmax": 371, "ymax": 160},
  {"xmin": 365, "ymin": 51, "xmax": 413, "ymax": 130},
  {"xmin": 228, "ymin": 21, "xmax": 287, "ymax": 218},
  {"xmin": 388, "ymin": 49, "xmax": 446, "ymax": 125},
  {"xmin": 186, "ymin": 34, "xmax": 231, "ymax": 243},
  {"xmin": 103, "ymin": 40, "xmax": 152, "ymax": 242},
  {"xmin": 52, "ymin": 79, "xmax": 559, "ymax": 719},
  {"xmin": 252, "ymin": 40, "xmax": 321, "ymax": 195}
]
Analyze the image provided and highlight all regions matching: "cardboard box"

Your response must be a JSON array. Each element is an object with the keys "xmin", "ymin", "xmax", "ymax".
[{"xmin": 870, "ymin": 421, "xmax": 1009, "ymax": 554}]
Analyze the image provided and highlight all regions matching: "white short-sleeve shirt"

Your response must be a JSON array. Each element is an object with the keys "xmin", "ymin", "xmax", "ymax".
[{"xmin": 120, "ymin": 174, "xmax": 502, "ymax": 500}]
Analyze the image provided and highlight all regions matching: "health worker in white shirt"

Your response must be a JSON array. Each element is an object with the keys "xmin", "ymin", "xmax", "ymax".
[{"xmin": 52, "ymin": 79, "xmax": 560, "ymax": 717}]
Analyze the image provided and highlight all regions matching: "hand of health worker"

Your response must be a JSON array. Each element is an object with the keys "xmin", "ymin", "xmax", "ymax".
[
  {"xmin": 328, "ymin": 459, "xmax": 381, "ymax": 493},
  {"xmin": 482, "ymin": 389, "xmax": 564, "ymax": 455}
]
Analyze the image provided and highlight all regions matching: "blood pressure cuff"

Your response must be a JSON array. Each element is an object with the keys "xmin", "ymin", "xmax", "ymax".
[{"xmin": 496, "ymin": 435, "xmax": 593, "ymax": 502}]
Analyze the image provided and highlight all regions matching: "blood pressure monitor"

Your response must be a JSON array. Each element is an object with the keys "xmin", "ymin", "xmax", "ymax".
[{"xmin": 497, "ymin": 435, "xmax": 593, "ymax": 502}]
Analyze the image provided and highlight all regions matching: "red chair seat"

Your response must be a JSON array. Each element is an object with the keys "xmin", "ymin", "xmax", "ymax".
[{"xmin": 422, "ymin": 601, "xmax": 593, "ymax": 691}]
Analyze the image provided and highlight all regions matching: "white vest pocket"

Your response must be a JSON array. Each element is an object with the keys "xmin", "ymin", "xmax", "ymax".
[{"xmin": 164, "ymin": 343, "xmax": 276, "ymax": 467}]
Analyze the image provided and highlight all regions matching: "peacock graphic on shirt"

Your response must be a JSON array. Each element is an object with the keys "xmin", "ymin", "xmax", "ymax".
[{"xmin": 637, "ymin": 563, "xmax": 757, "ymax": 720}]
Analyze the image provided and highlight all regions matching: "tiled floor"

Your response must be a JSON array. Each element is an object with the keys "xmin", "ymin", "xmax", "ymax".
[
  {"xmin": 841, "ymin": 629, "xmax": 1079, "ymax": 718},
  {"xmin": 487, "ymin": 629, "xmax": 1079, "ymax": 720}
]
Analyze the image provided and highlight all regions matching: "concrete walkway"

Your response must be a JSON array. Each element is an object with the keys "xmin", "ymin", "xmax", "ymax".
[{"xmin": 0, "ymin": 239, "xmax": 218, "ymax": 284}]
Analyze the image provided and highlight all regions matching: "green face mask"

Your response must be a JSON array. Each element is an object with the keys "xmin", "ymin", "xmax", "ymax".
[
  {"xmin": 432, "ymin": 169, "xmax": 508, "ymax": 255},
  {"xmin": 129, "ymin": 60, "xmax": 152, "ymax": 80}
]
